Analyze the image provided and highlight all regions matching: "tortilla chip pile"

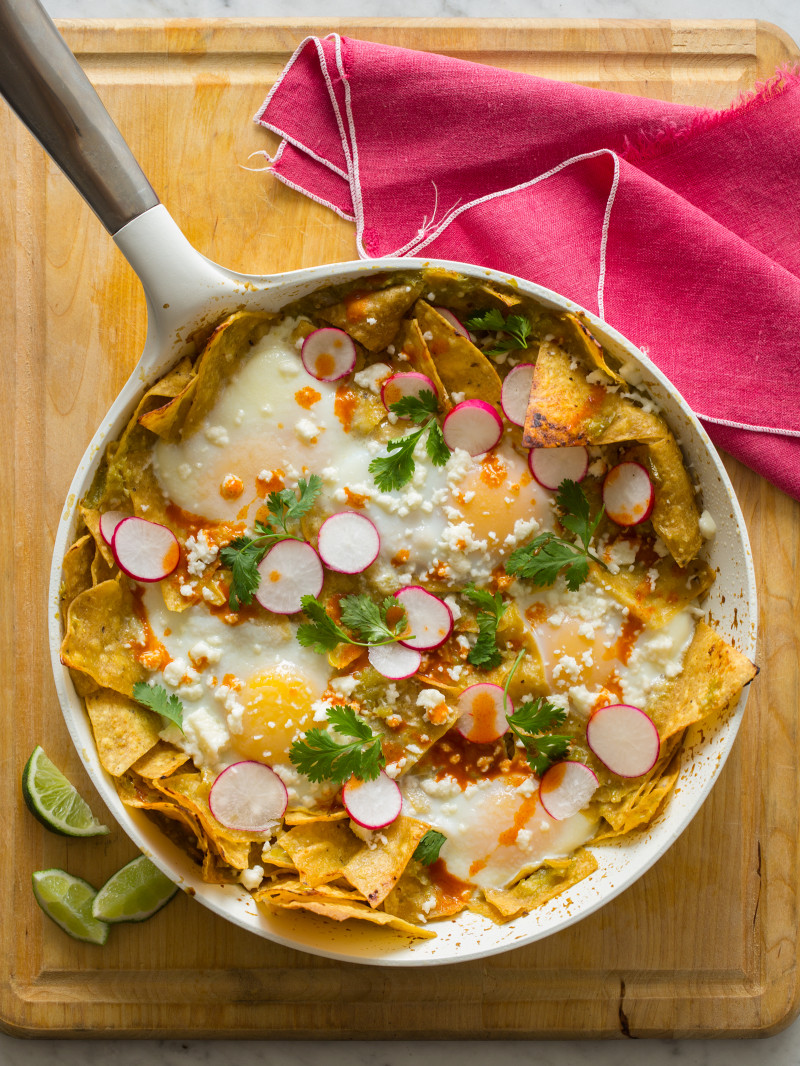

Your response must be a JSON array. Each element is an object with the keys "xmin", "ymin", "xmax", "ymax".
[{"xmin": 59, "ymin": 269, "xmax": 756, "ymax": 941}]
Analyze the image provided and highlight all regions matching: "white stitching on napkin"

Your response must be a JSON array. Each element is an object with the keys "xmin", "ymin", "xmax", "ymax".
[{"xmin": 697, "ymin": 413, "xmax": 800, "ymax": 438}]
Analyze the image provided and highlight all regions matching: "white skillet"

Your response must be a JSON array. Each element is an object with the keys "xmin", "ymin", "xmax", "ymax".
[{"xmin": 0, "ymin": 0, "xmax": 756, "ymax": 965}]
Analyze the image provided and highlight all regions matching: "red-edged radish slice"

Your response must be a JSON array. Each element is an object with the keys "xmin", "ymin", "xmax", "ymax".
[
  {"xmin": 208, "ymin": 761, "xmax": 288, "ymax": 832},
  {"xmin": 500, "ymin": 363, "xmax": 535, "ymax": 426},
  {"xmin": 442, "ymin": 400, "xmax": 503, "ymax": 456},
  {"xmin": 586, "ymin": 703, "xmax": 660, "ymax": 778},
  {"xmin": 529, "ymin": 445, "xmax": 590, "ymax": 490},
  {"xmin": 367, "ymin": 642, "xmax": 421, "ymax": 680},
  {"xmin": 99, "ymin": 510, "xmax": 130, "ymax": 547},
  {"xmin": 317, "ymin": 512, "xmax": 380, "ymax": 574},
  {"xmin": 433, "ymin": 306, "xmax": 470, "ymax": 339},
  {"xmin": 301, "ymin": 327, "xmax": 357, "ymax": 382},
  {"xmin": 255, "ymin": 540, "xmax": 323, "ymax": 614},
  {"xmin": 455, "ymin": 683, "xmax": 510, "ymax": 744},
  {"xmin": 394, "ymin": 586, "xmax": 453, "ymax": 650},
  {"xmin": 342, "ymin": 771, "xmax": 402, "ymax": 830},
  {"xmin": 381, "ymin": 371, "xmax": 437, "ymax": 413},
  {"xmin": 539, "ymin": 761, "xmax": 599, "ymax": 820},
  {"xmin": 602, "ymin": 461, "xmax": 655, "ymax": 526},
  {"xmin": 111, "ymin": 517, "xmax": 180, "ymax": 582}
]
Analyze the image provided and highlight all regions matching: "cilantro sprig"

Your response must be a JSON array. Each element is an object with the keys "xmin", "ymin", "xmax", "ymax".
[
  {"xmin": 288, "ymin": 705, "xmax": 385, "ymax": 784},
  {"xmin": 413, "ymin": 829, "xmax": 447, "ymax": 866},
  {"xmin": 220, "ymin": 475, "xmax": 322, "ymax": 609},
  {"xmin": 502, "ymin": 651, "xmax": 570, "ymax": 776},
  {"xmin": 296, "ymin": 593, "xmax": 409, "ymax": 654},
  {"xmin": 463, "ymin": 583, "xmax": 508, "ymax": 670},
  {"xmin": 506, "ymin": 479, "xmax": 606, "ymax": 591},
  {"xmin": 465, "ymin": 308, "xmax": 533, "ymax": 357},
  {"xmin": 369, "ymin": 390, "xmax": 450, "ymax": 492},
  {"xmin": 133, "ymin": 682, "xmax": 184, "ymax": 732}
]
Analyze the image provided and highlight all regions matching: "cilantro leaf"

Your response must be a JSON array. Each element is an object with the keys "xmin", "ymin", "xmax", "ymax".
[
  {"xmin": 465, "ymin": 309, "xmax": 533, "ymax": 356},
  {"xmin": 505, "ymin": 480, "xmax": 605, "ymax": 591},
  {"xmin": 413, "ymin": 829, "xmax": 447, "ymax": 866},
  {"xmin": 339, "ymin": 595, "xmax": 408, "ymax": 645},
  {"xmin": 463, "ymin": 583, "xmax": 508, "ymax": 670},
  {"xmin": 465, "ymin": 308, "xmax": 506, "ymax": 333},
  {"xmin": 133, "ymin": 682, "xmax": 184, "ymax": 732},
  {"xmin": 220, "ymin": 478, "xmax": 322, "ymax": 609},
  {"xmin": 389, "ymin": 390, "xmax": 439, "ymax": 424},
  {"xmin": 506, "ymin": 696, "xmax": 570, "ymax": 776},
  {"xmin": 288, "ymin": 705, "xmax": 385, "ymax": 784},
  {"xmin": 369, "ymin": 390, "xmax": 451, "ymax": 491},
  {"xmin": 296, "ymin": 595, "xmax": 351, "ymax": 653},
  {"xmin": 425, "ymin": 419, "xmax": 451, "ymax": 467},
  {"xmin": 369, "ymin": 430, "xmax": 422, "ymax": 493}
]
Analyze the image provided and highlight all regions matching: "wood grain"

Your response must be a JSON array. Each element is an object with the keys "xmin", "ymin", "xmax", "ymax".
[{"xmin": 1, "ymin": 18, "xmax": 798, "ymax": 1039}]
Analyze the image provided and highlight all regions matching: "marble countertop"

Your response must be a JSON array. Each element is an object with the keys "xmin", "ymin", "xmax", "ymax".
[{"xmin": 5, "ymin": 0, "xmax": 799, "ymax": 1060}]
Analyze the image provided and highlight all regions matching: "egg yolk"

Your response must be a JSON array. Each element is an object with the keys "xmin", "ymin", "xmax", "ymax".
[
  {"xmin": 236, "ymin": 669, "xmax": 318, "ymax": 764},
  {"xmin": 452, "ymin": 452, "xmax": 548, "ymax": 544},
  {"xmin": 527, "ymin": 613, "xmax": 640, "ymax": 692}
]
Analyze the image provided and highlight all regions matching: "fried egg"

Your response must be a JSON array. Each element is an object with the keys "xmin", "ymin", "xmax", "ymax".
[
  {"xmin": 141, "ymin": 583, "xmax": 336, "ymax": 803},
  {"xmin": 402, "ymin": 773, "xmax": 597, "ymax": 890},
  {"xmin": 153, "ymin": 318, "xmax": 555, "ymax": 590}
]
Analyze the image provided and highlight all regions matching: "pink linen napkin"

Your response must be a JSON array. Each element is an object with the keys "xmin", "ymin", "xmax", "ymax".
[{"xmin": 255, "ymin": 34, "xmax": 800, "ymax": 501}]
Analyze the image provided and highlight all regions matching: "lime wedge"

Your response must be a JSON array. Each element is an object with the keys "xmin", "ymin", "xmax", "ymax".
[
  {"xmin": 92, "ymin": 855, "xmax": 178, "ymax": 923},
  {"xmin": 32, "ymin": 869, "xmax": 110, "ymax": 945},
  {"xmin": 22, "ymin": 746, "xmax": 109, "ymax": 837}
]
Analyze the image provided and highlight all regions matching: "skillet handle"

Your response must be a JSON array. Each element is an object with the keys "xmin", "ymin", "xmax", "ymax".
[{"xmin": 0, "ymin": 0, "xmax": 159, "ymax": 234}]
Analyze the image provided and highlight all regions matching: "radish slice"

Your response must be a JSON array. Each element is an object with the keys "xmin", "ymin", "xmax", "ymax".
[
  {"xmin": 368, "ymin": 642, "xmax": 421, "ymax": 681},
  {"xmin": 603, "ymin": 461, "xmax": 655, "ymax": 526},
  {"xmin": 342, "ymin": 771, "xmax": 402, "ymax": 830},
  {"xmin": 500, "ymin": 363, "xmax": 536, "ymax": 426},
  {"xmin": 394, "ymin": 586, "xmax": 453, "ymax": 650},
  {"xmin": 208, "ymin": 761, "xmax": 288, "ymax": 832},
  {"xmin": 529, "ymin": 445, "xmax": 590, "ymax": 490},
  {"xmin": 255, "ymin": 540, "xmax": 323, "ymax": 614},
  {"xmin": 442, "ymin": 400, "xmax": 503, "ymax": 456},
  {"xmin": 317, "ymin": 512, "xmax": 380, "ymax": 574},
  {"xmin": 433, "ymin": 306, "xmax": 471, "ymax": 339},
  {"xmin": 99, "ymin": 510, "xmax": 130, "ymax": 547},
  {"xmin": 111, "ymin": 517, "xmax": 180, "ymax": 583},
  {"xmin": 539, "ymin": 761, "xmax": 599, "ymax": 820},
  {"xmin": 586, "ymin": 703, "xmax": 660, "ymax": 778},
  {"xmin": 381, "ymin": 372, "xmax": 437, "ymax": 413},
  {"xmin": 301, "ymin": 327, "xmax": 357, "ymax": 382},
  {"xmin": 455, "ymin": 683, "xmax": 510, "ymax": 744}
]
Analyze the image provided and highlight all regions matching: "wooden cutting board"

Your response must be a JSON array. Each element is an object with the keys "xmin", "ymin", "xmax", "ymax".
[{"xmin": 2, "ymin": 18, "xmax": 799, "ymax": 1039}]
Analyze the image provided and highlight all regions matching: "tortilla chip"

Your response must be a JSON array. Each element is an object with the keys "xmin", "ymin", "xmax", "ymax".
[
  {"xmin": 523, "ymin": 340, "xmax": 664, "ymax": 448},
  {"xmin": 589, "ymin": 554, "xmax": 715, "ymax": 628},
  {"xmin": 139, "ymin": 376, "xmax": 199, "ymax": 442},
  {"xmin": 593, "ymin": 745, "xmax": 683, "ymax": 840},
  {"xmin": 61, "ymin": 578, "xmax": 147, "ymax": 696},
  {"xmin": 256, "ymin": 880, "xmax": 435, "ymax": 939},
  {"xmin": 279, "ymin": 821, "xmax": 362, "ymax": 887},
  {"xmin": 383, "ymin": 862, "xmax": 466, "ymax": 923},
  {"xmin": 560, "ymin": 312, "xmax": 624, "ymax": 385},
  {"xmin": 202, "ymin": 850, "xmax": 242, "ymax": 885},
  {"xmin": 84, "ymin": 687, "xmax": 162, "ymax": 776},
  {"xmin": 646, "ymin": 621, "xmax": 757, "ymax": 742},
  {"xmin": 283, "ymin": 807, "xmax": 349, "ymax": 825},
  {"xmin": 396, "ymin": 319, "xmax": 452, "ymax": 411},
  {"xmin": 260, "ymin": 842, "xmax": 298, "ymax": 871},
  {"xmin": 479, "ymin": 848, "xmax": 598, "ymax": 921},
  {"xmin": 61, "ymin": 534, "xmax": 95, "ymax": 615},
  {"xmin": 633, "ymin": 437, "xmax": 702, "ymax": 566},
  {"xmin": 181, "ymin": 312, "xmax": 275, "ymax": 440},
  {"xmin": 153, "ymin": 772, "xmax": 270, "ymax": 870},
  {"xmin": 79, "ymin": 505, "xmax": 115, "ymax": 568},
  {"xmin": 319, "ymin": 280, "xmax": 423, "ymax": 351},
  {"xmin": 342, "ymin": 816, "xmax": 429, "ymax": 907},
  {"xmin": 132, "ymin": 740, "xmax": 190, "ymax": 780},
  {"xmin": 414, "ymin": 300, "xmax": 502, "ymax": 411},
  {"xmin": 256, "ymin": 878, "xmax": 366, "ymax": 904}
]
